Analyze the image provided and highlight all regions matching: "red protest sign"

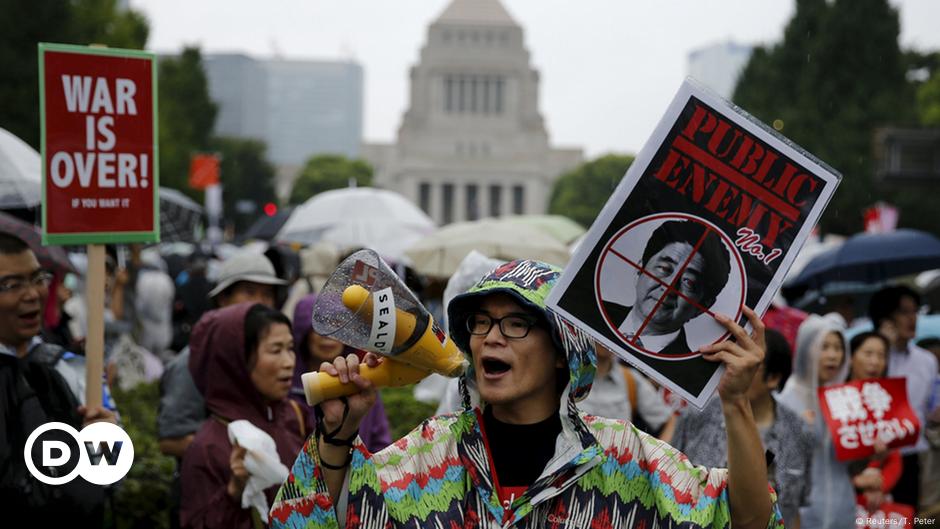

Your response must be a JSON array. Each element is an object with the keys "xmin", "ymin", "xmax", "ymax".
[
  {"xmin": 189, "ymin": 153, "xmax": 220, "ymax": 190},
  {"xmin": 854, "ymin": 501, "xmax": 914, "ymax": 528},
  {"xmin": 40, "ymin": 43, "xmax": 158, "ymax": 245},
  {"xmin": 818, "ymin": 378, "xmax": 920, "ymax": 462}
]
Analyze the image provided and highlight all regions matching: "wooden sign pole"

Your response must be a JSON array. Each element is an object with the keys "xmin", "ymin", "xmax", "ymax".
[{"xmin": 84, "ymin": 244, "xmax": 106, "ymax": 407}]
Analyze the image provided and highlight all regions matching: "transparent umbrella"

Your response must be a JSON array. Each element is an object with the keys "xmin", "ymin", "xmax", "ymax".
[
  {"xmin": 0, "ymin": 127, "xmax": 41, "ymax": 209},
  {"xmin": 277, "ymin": 187, "xmax": 435, "ymax": 262},
  {"xmin": 500, "ymin": 214, "xmax": 585, "ymax": 245},
  {"xmin": 405, "ymin": 218, "xmax": 570, "ymax": 278}
]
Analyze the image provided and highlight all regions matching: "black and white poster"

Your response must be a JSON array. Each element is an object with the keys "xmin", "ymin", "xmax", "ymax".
[{"xmin": 547, "ymin": 79, "xmax": 841, "ymax": 408}]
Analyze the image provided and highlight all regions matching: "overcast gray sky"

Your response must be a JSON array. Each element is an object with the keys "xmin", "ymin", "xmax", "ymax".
[{"xmin": 130, "ymin": 0, "xmax": 940, "ymax": 157}]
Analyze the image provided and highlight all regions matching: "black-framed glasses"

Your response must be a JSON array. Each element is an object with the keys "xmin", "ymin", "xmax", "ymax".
[
  {"xmin": 0, "ymin": 271, "xmax": 54, "ymax": 295},
  {"xmin": 466, "ymin": 313, "xmax": 538, "ymax": 339}
]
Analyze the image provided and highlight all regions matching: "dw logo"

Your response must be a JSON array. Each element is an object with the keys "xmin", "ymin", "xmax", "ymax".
[{"xmin": 23, "ymin": 422, "xmax": 134, "ymax": 485}]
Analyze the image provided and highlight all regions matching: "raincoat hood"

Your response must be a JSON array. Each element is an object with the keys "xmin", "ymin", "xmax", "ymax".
[
  {"xmin": 189, "ymin": 302, "xmax": 290, "ymax": 425},
  {"xmin": 776, "ymin": 314, "xmax": 857, "ymax": 528},
  {"xmin": 289, "ymin": 293, "xmax": 359, "ymax": 394},
  {"xmin": 290, "ymin": 294, "xmax": 317, "ymax": 394},
  {"xmin": 779, "ymin": 313, "xmax": 849, "ymax": 413},
  {"xmin": 183, "ymin": 303, "xmax": 306, "ymax": 529},
  {"xmin": 447, "ymin": 259, "xmax": 597, "ymax": 410}
]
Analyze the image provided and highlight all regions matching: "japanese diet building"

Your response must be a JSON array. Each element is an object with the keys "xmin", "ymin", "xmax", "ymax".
[{"xmin": 363, "ymin": 0, "xmax": 583, "ymax": 226}]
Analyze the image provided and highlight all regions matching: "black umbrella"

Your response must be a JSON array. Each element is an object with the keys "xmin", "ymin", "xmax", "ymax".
[
  {"xmin": 0, "ymin": 211, "xmax": 75, "ymax": 273},
  {"xmin": 785, "ymin": 229, "xmax": 940, "ymax": 290},
  {"xmin": 159, "ymin": 187, "xmax": 204, "ymax": 242},
  {"xmin": 241, "ymin": 207, "xmax": 292, "ymax": 241},
  {"xmin": 923, "ymin": 275, "xmax": 940, "ymax": 313}
]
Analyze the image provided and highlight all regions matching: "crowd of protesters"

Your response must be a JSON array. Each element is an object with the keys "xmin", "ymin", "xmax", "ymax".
[{"xmin": 1, "ymin": 230, "xmax": 938, "ymax": 528}]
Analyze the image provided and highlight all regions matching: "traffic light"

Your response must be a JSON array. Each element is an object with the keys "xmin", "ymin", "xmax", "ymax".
[{"xmin": 263, "ymin": 202, "xmax": 278, "ymax": 217}]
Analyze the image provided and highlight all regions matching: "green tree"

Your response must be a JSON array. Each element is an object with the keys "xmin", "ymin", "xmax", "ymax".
[
  {"xmin": 289, "ymin": 155, "xmax": 373, "ymax": 205},
  {"xmin": 109, "ymin": 382, "xmax": 174, "ymax": 529},
  {"xmin": 212, "ymin": 137, "xmax": 278, "ymax": 233},
  {"xmin": 157, "ymin": 47, "xmax": 217, "ymax": 196},
  {"xmin": 733, "ymin": 0, "xmax": 919, "ymax": 235},
  {"xmin": 71, "ymin": 0, "xmax": 149, "ymax": 51},
  {"xmin": 917, "ymin": 69, "xmax": 940, "ymax": 126},
  {"xmin": 548, "ymin": 154, "xmax": 633, "ymax": 228},
  {"xmin": 0, "ymin": 0, "xmax": 148, "ymax": 148}
]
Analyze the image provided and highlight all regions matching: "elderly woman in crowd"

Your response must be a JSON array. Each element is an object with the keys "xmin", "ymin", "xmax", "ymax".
[{"xmin": 181, "ymin": 303, "xmax": 305, "ymax": 529}]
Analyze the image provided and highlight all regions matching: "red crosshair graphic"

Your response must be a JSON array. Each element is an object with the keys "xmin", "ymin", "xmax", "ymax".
[
  {"xmin": 594, "ymin": 213, "xmax": 747, "ymax": 360},
  {"xmin": 607, "ymin": 226, "xmax": 718, "ymax": 347}
]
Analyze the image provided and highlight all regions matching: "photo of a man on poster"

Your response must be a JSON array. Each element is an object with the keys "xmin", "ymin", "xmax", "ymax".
[
  {"xmin": 600, "ymin": 218, "xmax": 732, "ymax": 356},
  {"xmin": 547, "ymin": 80, "xmax": 840, "ymax": 407}
]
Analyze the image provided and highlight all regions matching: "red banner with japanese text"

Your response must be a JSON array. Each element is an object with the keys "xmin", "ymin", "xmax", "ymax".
[
  {"xmin": 854, "ymin": 502, "xmax": 914, "ymax": 528},
  {"xmin": 818, "ymin": 377, "xmax": 920, "ymax": 462}
]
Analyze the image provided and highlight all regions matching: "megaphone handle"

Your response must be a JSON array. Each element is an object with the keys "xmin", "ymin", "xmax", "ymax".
[
  {"xmin": 303, "ymin": 370, "xmax": 365, "ymax": 406},
  {"xmin": 302, "ymin": 361, "xmax": 430, "ymax": 406}
]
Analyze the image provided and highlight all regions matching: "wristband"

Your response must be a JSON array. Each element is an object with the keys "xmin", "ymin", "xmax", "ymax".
[
  {"xmin": 318, "ymin": 445, "xmax": 352, "ymax": 470},
  {"xmin": 315, "ymin": 397, "xmax": 358, "ymax": 447}
]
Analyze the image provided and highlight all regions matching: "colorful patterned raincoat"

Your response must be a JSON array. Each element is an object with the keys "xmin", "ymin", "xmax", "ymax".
[{"xmin": 269, "ymin": 260, "xmax": 784, "ymax": 529}]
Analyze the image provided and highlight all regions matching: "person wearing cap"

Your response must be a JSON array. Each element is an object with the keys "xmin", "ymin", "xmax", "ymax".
[
  {"xmin": 158, "ymin": 251, "xmax": 286, "ymax": 529},
  {"xmin": 159, "ymin": 250, "xmax": 287, "ymax": 458},
  {"xmin": 269, "ymin": 259, "xmax": 783, "ymax": 529}
]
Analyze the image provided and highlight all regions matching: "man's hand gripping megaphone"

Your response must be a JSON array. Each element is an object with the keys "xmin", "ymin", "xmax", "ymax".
[{"xmin": 301, "ymin": 257, "xmax": 468, "ymax": 407}]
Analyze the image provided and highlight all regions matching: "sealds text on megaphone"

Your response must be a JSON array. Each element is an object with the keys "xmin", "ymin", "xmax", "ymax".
[{"xmin": 303, "ymin": 249, "xmax": 467, "ymax": 405}]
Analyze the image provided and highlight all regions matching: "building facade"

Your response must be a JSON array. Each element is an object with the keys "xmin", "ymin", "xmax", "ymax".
[
  {"xmin": 687, "ymin": 41, "xmax": 753, "ymax": 100},
  {"xmin": 363, "ymin": 0, "xmax": 582, "ymax": 225},
  {"xmin": 202, "ymin": 54, "xmax": 363, "ymax": 198}
]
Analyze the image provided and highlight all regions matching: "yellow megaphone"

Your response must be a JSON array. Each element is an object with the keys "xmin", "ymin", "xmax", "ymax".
[{"xmin": 302, "ymin": 250, "xmax": 467, "ymax": 405}]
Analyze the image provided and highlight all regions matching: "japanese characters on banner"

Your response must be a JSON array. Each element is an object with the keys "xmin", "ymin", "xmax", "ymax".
[
  {"xmin": 854, "ymin": 502, "xmax": 914, "ymax": 529},
  {"xmin": 818, "ymin": 377, "xmax": 920, "ymax": 462},
  {"xmin": 40, "ymin": 43, "xmax": 158, "ymax": 245},
  {"xmin": 546, "ymin": 79, "xmax": 841, "ymax": 408}
]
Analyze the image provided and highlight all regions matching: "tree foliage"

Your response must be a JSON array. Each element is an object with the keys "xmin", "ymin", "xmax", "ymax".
[
  {"xmin": 71, "ymin": 0, "xmax": 149, "ymax": 50},
  {"xmin": 109, "ymin": 382, "xmax": 174, "ymax": 529},
  {"xmin": 212, "ymin": 137, "xmax": 277, "ymax": 233},
  {"xmin": 379, "ymin": 386, "xmax": 438, "ymax": 441},
  {"xmin": 548, "ymin": 154, "xmax": 633, "ymax": 228},
  {"xmin": 733, "ymin": 0, "xmax": 922, "ymax": 235},
  {"xmin": 0, "ymin": 0, "xmax": 148, "ymax": 148},
  {"xmin": 918, "ymin": 67, "xmax": 940, "ymax": 126},
  {"xmin": 289, "ymin": 155, "xmax": 373, "ymax": 205},
  {"xmin": 157, "ymin": 48, "xmax": 218, "ymax": 197}
]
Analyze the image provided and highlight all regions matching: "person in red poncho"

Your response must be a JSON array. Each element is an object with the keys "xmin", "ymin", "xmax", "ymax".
[{"xmin": 181, "ymin": 303, "xmax": 305, "ymax": 529}]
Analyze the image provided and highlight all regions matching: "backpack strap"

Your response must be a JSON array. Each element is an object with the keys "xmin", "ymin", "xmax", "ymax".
[
  {"xmin": 26, "ymin": 342, "xmax": 67, "ymax": 367},
  {"xmin": 620, "ymin": 365, "xmax": 638, "ymax": 419},
  {"xmin": 288, "ymin": 398, "xmax": 307, "ymax": 438},
  {"xmin": 211, "ymin": 413, "xmax": 231, "ymax": 427}
]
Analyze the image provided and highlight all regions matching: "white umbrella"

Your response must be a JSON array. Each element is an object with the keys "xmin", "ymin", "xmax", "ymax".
[
  {"xmin": 0, "ymin": 127, "xmax": 41, "ymax": 209},
  {"xmin": 405, "ymin": 218, "xmax": 570, "ymax": 278},
  {"xmin": 278, "ymin": 187, "xmax": 435, "ymax": 262}
]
